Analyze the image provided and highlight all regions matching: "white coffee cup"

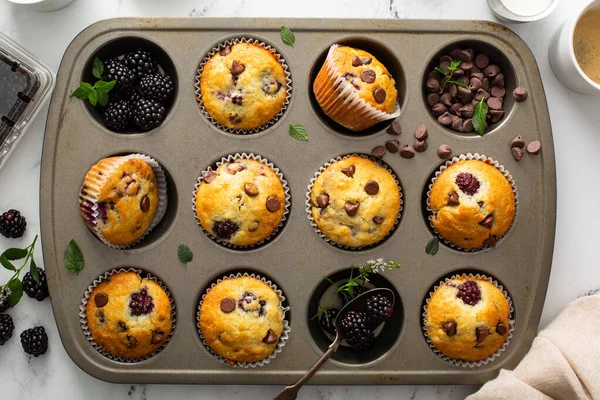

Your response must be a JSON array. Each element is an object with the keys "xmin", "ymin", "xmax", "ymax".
[
  {"xmin": 4, "ymin": 0, "xmax": 76, "ymax": 12},
  {"xmin": 549, "ymin": 0, "xmax": 600, "ymax": 95}
]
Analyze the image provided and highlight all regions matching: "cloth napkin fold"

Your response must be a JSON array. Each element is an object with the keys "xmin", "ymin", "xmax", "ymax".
[{"xmin": 468, "ymin": 294, "xmax": 600, "ymax": 400}]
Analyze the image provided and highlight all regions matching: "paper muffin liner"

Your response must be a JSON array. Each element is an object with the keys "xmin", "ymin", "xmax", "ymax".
[
  {"xmin": 305, "ymin": 154, "xmax": 403, "ymax": 250},
  {"xmin": 422, "ymin": 272, "xmax": 515, "ymax": 368},
  {"xmin": 78, "ymin": 268, "xmax": 177, "ymax": 363},
  {"xmin": 192, "ymin": 153, "xmax": 291, "ymax": 249},
  {"xmin": 313, "ymin": 44, "xmax": 401, "ymax": 132},
  {"xmin": 196, "ymin": 272, "xmax": 291, "ymax": 368},
  {"xmin": 426, "ymin": 153, "xmax": 518, "ymax": 252},
  {"xmin": 78, "ymin": 154, "xmax": 168, "ymax": 250},
  {"xmin": 194, "ymin": 37, "xmax": 292, "ymax": 135}
]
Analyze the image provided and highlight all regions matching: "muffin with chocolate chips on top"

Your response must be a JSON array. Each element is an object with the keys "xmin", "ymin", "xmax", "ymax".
[{"xmin": 309, "ymin": 155, "xmax": 401, "ymax": 248}]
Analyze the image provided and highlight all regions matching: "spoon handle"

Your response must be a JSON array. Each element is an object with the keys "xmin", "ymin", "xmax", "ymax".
[{"xmin": 273, "ymin": 337, "xmax": 341, "ymax": 400}]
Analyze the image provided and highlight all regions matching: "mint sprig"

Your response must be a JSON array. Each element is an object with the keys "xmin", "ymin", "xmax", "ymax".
[
  {"xmin": 71, "ymin": 57, "xmax": 116, "ymax": 107},
  {"xmin": 289, "ymin": 123, "xmax": 308, "ymax": 141},
  {"xmin": 472, "ymin": 98, "xmax": 489, "ymax": 136},
  {"xmin": 64, "ymin": 239, "xmax": 84, "ymax": 274},
  {"xmin": 280, "ymin": 26, "xmax": 295, "ymax": 48},
  {"xmin": 437, "ymin": 59, "xmax": 469, "ymax": 90},
  {"xmin": 0, "ymin": 235, "xmax": 39, "ymax": 308}
]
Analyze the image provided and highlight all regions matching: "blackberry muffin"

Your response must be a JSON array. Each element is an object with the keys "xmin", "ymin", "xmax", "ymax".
[
  {"xmin": 424, "ymin": 275, "xmax": 511, "ymax": 362},
  {"xmin": 199, "ymin": 41, "xmax": 288, "ymax": 130},
  {"xmin": 199, "ymin": 276, "xmax": 285, "ymax": 364},
  {"xmin": 313, "ymin": 44, "xmax": 399, "ymax": 131},
  {"xmin": 195, "ymin": 157, "xmax": 286, "ymax": 246},
  {"xmin": 428, "ymin": 159, "xmax": 515, "ymax": 249},
  {"xmin": 309, "ymin": 155, "xmax": 401, "ymax": 247},
  {"xmin": 79, "ymin": 156, "xmax": 162, "ymax": 247},
  {"xmin": 85, "ymin": 271, "xmax": 172, "ymax": 359}
]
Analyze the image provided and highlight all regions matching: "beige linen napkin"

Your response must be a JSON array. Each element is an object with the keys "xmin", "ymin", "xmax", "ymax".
[{"xmin": 468, "ymin": 294, "xmax": 600, "ymax": 400}]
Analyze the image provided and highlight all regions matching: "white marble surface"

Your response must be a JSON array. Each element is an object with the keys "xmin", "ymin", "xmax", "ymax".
[{"xmin": 1, "ymin": 0, "xmax": 600, "ymax": 398}]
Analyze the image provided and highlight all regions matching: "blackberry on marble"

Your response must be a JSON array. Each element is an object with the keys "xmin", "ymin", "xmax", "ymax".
[
  {"xmin": 0, "ymin": 314, "xmax": 14, "ymax": 346},
  {"xmin": 20, "ymin": 326, "xmax": 48, "ymax": 357},
  {"xmin": 22, "ymin": 268, "xmax": 49, "ymax": 301}
]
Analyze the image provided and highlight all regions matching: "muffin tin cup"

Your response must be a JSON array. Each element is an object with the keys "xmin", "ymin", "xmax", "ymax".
[
  {"xmin": 192, "ymin": 152, "xmax": 291, "ymax": 249},
  {"xmin": 313, "ymin": 44, "xmax": 401, "ymax": 132},
  {"xmin": 78, "ymin": 268, "xmax": 177, "ymax": 363},
  {"xmin": 196, "ymin": 272, "xmax": 291, "ymax": 368},
  {"xmin": 422, "ymin": 272, "xmax": 515, "ymax": 368},
  {"xmin": 194, "ymin": 37, "xmax": 292, "ymax": 135},
  {"xmin": 305, "ymin": 154, "xmax": 403, "ymax": 250},
  {"xmin": 78, "ymin": 153, "xmax": 168, "ymax": 249},
  {"xmin": 426, "ymin": 153, "xmax": 518, "ymax": 252}
]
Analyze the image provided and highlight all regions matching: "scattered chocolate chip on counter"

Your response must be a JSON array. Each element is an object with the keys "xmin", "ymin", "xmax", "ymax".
[
  {"xmin": 385, "ymin": 140, "xmax": 400, "ymax": 153},
  {"xmin": 371, "ymin": 145, "xmax": 387, "ymax": 159},
  {"xmin": 399, "ymin": 144, "xmax": 415, "ymax": 159},
  {"xmin": 512, "ymin": 147, "xmax": 524, "ymax": 161},
  {"xmin": 513, "ymin": 87, "xmax": 528, "ymax": 102},
  {"xmin": 510, "ymin": 135, "xmax": 525, "ymax": 149},
  {"xmin": 526, "ymin": 140, "xmax": 541, "ymax": 155},
  {"xmin": 415, "ymin": 124, "xmax": 428, "ymax": 141},
  {"xmin": 386, "ymin": 120, "xmax": 402, "ymax": 135},
  {"xmin": 437, "ymin": 144, "xmax": 452, "ymax": 159},
  {"xmin": 413, "ymin": 138, "xmax": 428, "ymax": 153}
]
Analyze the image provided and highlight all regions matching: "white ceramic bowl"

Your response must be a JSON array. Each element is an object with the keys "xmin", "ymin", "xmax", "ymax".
[
  {"xmin": 487, "ymin": 0, "xmax": 559, "ymax": 23},
  {"xmin": 4, "ymin": 0, "xmax": 75, "ymax": 12},
  {"xmin": 549, "ymin": 0, "xmax": 600, "ymax": 95}
]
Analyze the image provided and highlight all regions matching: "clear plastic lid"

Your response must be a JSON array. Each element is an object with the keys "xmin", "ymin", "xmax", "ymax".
[{"xmin": 0, "ymin": 31, "xmax": 55, "ymax": 170}]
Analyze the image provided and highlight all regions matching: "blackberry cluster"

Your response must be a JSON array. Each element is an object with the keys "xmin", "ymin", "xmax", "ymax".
[
  {"xmin": 102, "ymin": 59, "xmax": 137, "ymax": 95},
  {"xmin": 103, "ymin": 99, "xmax": 131, "ymax": 131},
  {"xmin": 457, "ymin": 280, "xmax": 482, "ymax": 306},
  {"xmin": 132, "ymin": 99, "xmax": 166, "ymax": 131},
  {"xmin": 139, "ymin": 74, "xmax": 175, "ymax": 103},
  {"xmin": 22, "ymin": 268, "xmax": 49, "ymax": 302},
  {"xmin": 319, "ymin": 308, "xmax": 338, "ymax": 335},
  {"xmin": 339, "ymin": 311, "xmax": 374, "ymax": 352},
  {"xmin": 123, "ymin": 49, "xmax": 159, "ymax": 79},
  {"xmin": 365, "ymin": 295, "xmax": 393, "ymax": 328},
  {"xmin": 0, "ymin": 287, "xmax": 11, "ymax": 313},
  {"xmin": 20, "ymin": 326, "xmax": 48, "ymax": 357},
  {"xmin": 0, "ymin": 209, "xmax": 26, "ymax": 238},
  {"xmin": 0, "ymin": 314, "xmax": 14, "ymax": 346},
  {"xmin": 129, "ymin": 288, "xmax": 154, "ymax": 316},
  {"xmin": 338, "ymin": 284, "xmax": 367, "ymax": 306},
  {"xmin": 455, "ymin": 172, "xmax": 480, "ymax": 196},
  {"xmin": 212, "ymin": 221, "xmax": 240, "ymax": 240}
]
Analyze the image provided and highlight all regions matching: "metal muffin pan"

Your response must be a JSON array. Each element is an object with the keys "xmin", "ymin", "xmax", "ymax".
[{"xmin": 40, "ymin": 18, "xmax": 556, "ymax": 385}]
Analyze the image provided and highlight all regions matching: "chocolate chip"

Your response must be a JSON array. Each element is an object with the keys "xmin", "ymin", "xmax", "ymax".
[
  {"xmin": 439, "ymin": 61, "xmax": 450, "ymax": 74},
  {"xmin": 513, "ymin": 87, "xmax": 528, "ymax": 102},
  {"xmin": 461, "ymin": 61, "xmax": 473, "ymax": 71},
  {"xmin": 496, "ymin": 322, "xmax": 508, "ymax": 335},
  {"xmin": 463, "ymin": 119, "xmax": 474, "ymax": 133},
  {"xmin": 490, "ymin": 110, "xmax": 505, "ymax": 123},
  {"xmin": 426, "ymin": 78, "xmax": 440, "ymax": 93},
  {"xmin": 511, "ymin": 135, "xmax": 525, "ymax": 148},
  {"xmin": 386, "ymin": 120, "xmax": 402, "ymax": 135},
  {"xmin": 244, "ymin": 183, "xmax": 259, "ymax": 197},
  {"xmin": 459, "ymin": 49, "xmax": 474, "ymax": 62},
  {"xmin": 448, "ymin": 191, "xmax": 459, "ymax": 205},
  {"xmin": 399, "ymin": 145, "xmax": 415, "ymax": 159},
  {"xmin": 475, "ymin": 54, "xmax": 489, "ymax": 69},
  {"xmin": 526, "ymin": 140, "xmax": 541, "ymax": 155},
  {"xmin": 457, "ymin": 86, "xmax": 474, "ymax": 103},
  {"xmin": 449, "ymin": 48, "xmax": 462, "ymax": 59},
  {"xmin": 478, "ymin": 201, "xmax": 484, "ymax": 207},
  {"xmin": 512, "ymin": 148, "xmax": 524, "ymax": 162},
  {"xmin": 432, "ymin": 103, "xmax": 447, "ymax": 117},
  {"xmin": 450, "ymin": 103, "xmax": 462, "ymax": 116},
  {"xmin": 360, "ymin": 69, "xmax": 376, "ymax": 83},
  {"xmin": 220, "ymin": 297, "xmax": 235, "ymax": 313},
  {"xmin": 437, "ymin": 144, "xmax": 452, "ymax": 159},
  {"xmin": 248, "ymin": 221, "xmax": 259, "ymax": 232},
  {"xmin": 230, "ymin": 60, "xmax": 245, "ymax": 75},
  {"xmin": 487, "ymin": 97, "xmax": 503, "ymax": 110},
  {"xmin": 442, "ymin": 321, "xmax": 457, "ymax": 336},
  {"xmin": 414, "ymin": 139, "xmax": 428, "ymax": 152},
  {"xmin": 94, "ymin": 293, "xmax": 108, "ymax": 308},
  {"xmin": 151, "ymin": 331, "xmax": 165, "ymax": 344},
  {"xmin": 266, "ymin": 196, "xmax": 281, "ymax": 212},
  {"xmin": 415, "ymin": 124, "xmax": 428, "ymax": 141},
  {"xmin": 476, "ymin": 327, "xmax": 490, "ymax": 343},
  {"xmin": 362, "ymin": 57, "xmax": 372, "ymax": 65},
  {"xmin": 352, "ymin": 56, "xmax": 362, "ymax": 67},
  {"xmin": 262, "ymin": 329, "xmax": 279, "ymax": 344},
  {"xmin": 385, "ymin": 140, "xmax": 400, "ymax": 153},
  {"xmin": 140, "ymin": 196, "xmax": 150, "ymax": 212},
  {"xmin": 492, "ymin": 73, "xmax": 505, "ymax": 88},
  {"xmin": 316, "ymin": 193, "xmax": 330, "ymax": 208},
  {"xmin": 459, "ymin": 104, "xmax": 474, "ymax": 119},
  {"xmin": 427, "ymin": 93, "xmax": 440, "ymax": 107},
  {"xmin": 451, "ymin": 117, "xmax": 464, "ymax": 132},
  {"xmin": 373, "ymin": 216, "xmax": 384, "ymax": 224},
  {"xmin": 440, "ymin": 93, "xmax": 453, "ymax": 107},
  {"xmin": 220, "ymin": 45, "xmax": 231, "ymax": 56},
  {"xmin": 428, "ymin": 70, "xmax": 443, "ymax": 81},
  {"xmin": 479, "ymin": 214, "xmax": 494, "ymax": 228},
  {"xmin": 371, "ymin": 145, "xmax": 386, "ymax": 159},
  {"xmin": 483, "ymin": 235, "xmax": 498, "ymax": 247},
  {"xmin": 483, "ymin": 77, "xmax": 491, "ymax": 93},
  {"xmin": 475, "ymin": 89, "xmax": 490, "ymax": 102},
  {"xmin": 341, "ymin": 165, "xmax": 355, "ymax": 177},
  {"xmin": 126, "ymin": 335, "xmax": 138, "ymax": 349},
  {"xmin": 373, "ymin": 88, "xmax": 386, "ymax": 103},
  {"xmin": 438, "ymin": 112, "xmax": 453, "ymax": 126},
  {"xmin": 469, "ymin": 77, "xmax": 483, "ymax": 92},
  {"xmin": 446, "ymin": 83, "xmax": 458, "ymax": 98},
  {"xmin": 439, "ymin": 55, "xmax": 453, "ymax": 65},
  {"xmin": 364, "ymin": 180, "xmax": 379, "ymax": 195},
  {"xmin": 452, "ymin": 68, "xmax": 464, "ymax": 78},
  {"xmin": 345, "ymin": 202, "xmax": 360, "ymax": 216},
  {"xmin": 471, "ymin": 72, "xmax": 484, "ymax": 81},
  {"xmin": 484, "ymin": 64, "xmax": 500, "ymax": 78},
  {"xmin": 491, "ymin": 86, "xmax": 506, "ymax": 98}
]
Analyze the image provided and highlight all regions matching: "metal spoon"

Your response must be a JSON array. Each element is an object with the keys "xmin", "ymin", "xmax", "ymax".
[{"xmin": 273, "ymin": 288, "xmax": 395, "ymax": 400}]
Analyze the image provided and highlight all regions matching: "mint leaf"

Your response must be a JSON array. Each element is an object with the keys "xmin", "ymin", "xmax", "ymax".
[
  {"xmin": 2, "ymin": 248, "xmax": 28, "ymax": 260},
  {"xmin": 178, "ymin": 244, "xmax": 193, "ymax": 264},
  {"xmin": 71, "ymin": 87, "xmax": 90, "ymax": 100},
  {"xmin": 449, "ymin": 59, "xmax": 462, "ymax": 71},
  {"xmin": 92, "ymin": 57, "xmax": 104, "ymax": 80},
  {"xmin": 97, "ymin": 91, "xmax": 109, "ymax": 108},
  {"xmin": 425, "ymin": 237, "xmax": 440, "ymax": 255},
  {"xmin": 0, "ymin": 255, "xmax": 15, "ymax": 271},
  {"xmin": 289, "ymin": 123, "xmax": 308, "ymax": 141},
  {"xmin": 434, "ymin": 66, "xmax": 446, "ymax": 75},
  {"xmin": 448, "ymin": 80, "xmax": 469, "ymax": 89},
  {"xmin": 64, "ymin": 239, "xmax": 84, "ymax": 274},
  {"xmin": 280, "ymin": 26, "xmax": 295, "ymax": 48},
  {"xmin": 30, "ymin": 258, "xmax": 40, "ymax": 284},
  {"xmin": 472, "ymin": 98, "xmax": 489, "ymax": 136},
  {"xmin": 94, "ymin": 80, "xmax": 116, "ymax": 93},
  {"xmin": 88, "ymin": 89, "xmax": 98, "ymax": 107},
  {"xmin": 7, "ymin": 279, "xmax": 23, "ymax": 307}
]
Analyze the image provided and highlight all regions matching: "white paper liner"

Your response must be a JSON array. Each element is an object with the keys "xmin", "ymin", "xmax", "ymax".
[
  {"xmin": 78, "ymin": 268, "xmax": 176, "ymax": 363},
  {"xmin": 426, "ymin": 153, "xmax": 518, "ymax": 252},
  {"xmin": 305, "ymin": 154, "xmax": 403, "ymax": 250},
  {"xmin": 194, "ymin": 38, "xmax": 292, "ymax": 134},
  {"xmin": 192, "ymin": 153, "xmax": 290, "ymax": 249},
  {"xmin": 78, "ymin": 154, "xmax": 168, "ymax": 249},
  {"xmin": 196, "ymin": 272, "xmax": 291, "ymax": 368},
  {"xmin": 422, "ymin": 273, "xmax": 515, "ymax": 368}
]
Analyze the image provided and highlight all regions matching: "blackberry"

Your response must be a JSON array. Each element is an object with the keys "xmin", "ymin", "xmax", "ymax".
[
  {"xmin": 132, "ymin": 98, "xmax": 166, "ymax": 131},
  {"xmin": 0, "ymin": 209, "xmax": 26, "ymax": 238},
  {"xmin": 103, "ymin": 99, "xmax": 132, "ymax": 131},
  {"xmin": 0, "ymin": 287, "xmax": 11, "ymax": 313},
  {"xmin": 0, "ymin": 314, "xmax": 14, "ymax": 345},
  {"xmin": 457, "ymin": 280, "xmax": 481, "ymax": 306},
  {"xmin": 348, "ymin": 330, "xmax": 375, "ymax": 352},
  {"xmin": 455, "ymin": 172, "xmax": 480, "ymax": 196},
  {"xmin": 122, "ymin": 49, "xmax": 159, "ymax": 79},
  {"xmin": 129, "ymin": 288, "xmax": 154, "ymax": 316},
  {"xmin": 139, "ymin": 74, "xmax": 175, "ymax": 103},
  {"xmin": 338, "ymin": 283, "xmax": 367, "ymax": 306},
  {"xmin": 102, "ymin": 58, "xmax": 137, "ymax": 95},
  {"xmin": 212, "ymin": 221, "xmax": 239, "ymax": 240},
  {"xmin": 319, "ymin": 308, "xmax": 339, "ymax": 335},
  {"xmin": 23, "ymin": 268, "xmax": 49, "ymax": 301},
  {"xmin": 20, "ymin": 326, "xmax": 48, "ymax": 356},
  {"xmin": 339, "ymin": 311, "xmax": 374, "ymax": 352},
  {"xmin": 365, "ymin": 295, "xmax": 394, "ymax": 328},
  {"xmin": 127, "ymin": 89, "xmax": 141, "ymax": 104}
]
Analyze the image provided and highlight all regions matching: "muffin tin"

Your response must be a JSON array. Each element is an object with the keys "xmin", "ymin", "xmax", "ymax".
[{"xmin": 40, "ymin": 18, "xmax": 556, "ymax": 385}]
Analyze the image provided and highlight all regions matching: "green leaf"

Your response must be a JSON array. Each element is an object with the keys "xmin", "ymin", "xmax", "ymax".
[
  {"xmin": 0, "ymin": 255, "xmax": 15, "ymax": 271},
  {"xmin": 64, "ymin": 239, "xmax": 85, "ymax": 274},
  {"xmin": 178, "ymin": 244, "xmax": 193, "ymax": 264},
  {"xmin": 30, "ymin": 258, "xmax": 40, "ymax": 284},
  {"xmin": 280, "ymin": 26, "xmax": 295, "ymax": 48},
  {"xmin": 425, "ymin": 237, "xmax": 440, "ymax": 256},
  {"xmin": 88, "ymin": 89, "xmax": 98, "ymax": 107},
  {"xmin": 434, "ymin": 66, "xmax": 446, "ymax": 75},
  {"xmin": 449, "ymin": 59, "xmax": 462, "ymax": 71},
  {"xmin": 94, "ymin": 80, "xmax": 116, "ymax": 93},
  {"xmin": 71, "ymin": 87, "xmax": 90, "ymax": 100},
  {"xmin": 7, "ymin": 279, "xmax": 23, "ymax": 307},
  {"xmin": 448, "ymin": 80, "xmax": 469, "ymax": 89},
  {"xmin": 289, "ymin": 123, "xmax": 308, "ymax": 141},
  {"xmin": 472, "ymin": 98, "xmax": 489, "ymax": 136},
  {"xmin": 92, "ymin": 57, "xmax": 104, "ymax": 80},
  {"xmin": 2, "ymin": 248, "xmax": 28, "ymax": 260},
  {"xmin": 97, "ymin": 90, "xmax": 109, "ymax": 107}
]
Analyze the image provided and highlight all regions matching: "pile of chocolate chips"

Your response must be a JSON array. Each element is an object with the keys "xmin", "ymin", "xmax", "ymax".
[{"xmin": 425, "ymin": 48, "xmax": 507, "ymax": 133}]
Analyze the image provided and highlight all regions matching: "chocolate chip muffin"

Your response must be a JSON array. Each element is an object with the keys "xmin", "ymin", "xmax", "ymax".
[
  {"xmin": 428, "ymin": 158, "xmax": 515, "ymax": 249},
  {"xmin": 195, "ymin": 157, "xmax": 287, "ymax": 246},
  {"xmin": 309, "ymin": 155, "xmax": 401, "ymax": 247},
  {"xmin": 199, "ymin": 41, "xmax": 288, "ymax": 131},
  {"xmin": 424, "ymin": 275, "xmax": 511, "ymax": 362},
  {"xmin": 313, "ymin": 44, "xmax": 399, "ymax": 131},
  {"xmin": 85, "ymin": 271, "xmax": 172, "ymax": 359},
  {"xmin": 79, "ymin": 156, "xmax": 163, "ymax": 247},
  {"xmin": 199, "ymin": 276, "xmax": 285, "ymax": 364}
]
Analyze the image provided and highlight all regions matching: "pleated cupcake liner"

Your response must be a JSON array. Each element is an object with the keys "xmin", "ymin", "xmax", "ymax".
[
  {"xmin": 194, "ymin": 37, "xmax": 292, "ymax": 134},
  {"xmin": 78, "ymin": 268, "xmax": 177, "ymax": 363},
  {"xmin": 192, "ymin": 152, "xmax": 290, "ymax": 249},
  {"xmin": 196, "ymin": 272, "xmax": 291, "ymax": 368},
  {"xmin": 422, "ymin": 272, "xmax": 515, "ymax": 368},
  {"xmin": 426, "ymin": 153, "xmax": 518, "ymax": 252}
]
